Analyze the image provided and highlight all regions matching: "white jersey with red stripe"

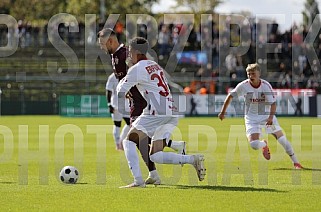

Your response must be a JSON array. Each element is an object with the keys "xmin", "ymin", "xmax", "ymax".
[
  {"xmin": 117, "ymin": 59, "xmax": 177, "ymax": 116},
  {"xmin": 230, "ymin": 79, "xmax": 276, "ymax": 122}
]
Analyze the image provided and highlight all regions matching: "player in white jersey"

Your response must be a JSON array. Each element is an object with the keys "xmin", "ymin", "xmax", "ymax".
[
  {"xmin": 106, "ymin": 73, "xmax": 130, "ymax": 151},
  {"xmin": 99, "ymin": 28, "xmax": 186, "ymax": 186},
  {"xmin": 117, "ymin": 37, "xmax": 206, "ymax": 188},
  {"xmin": 219, "ymin": 63, "xmax": 303, "ymax": 169}
]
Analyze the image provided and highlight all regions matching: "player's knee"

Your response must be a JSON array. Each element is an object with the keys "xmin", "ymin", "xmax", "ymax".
[
  {"xmin": 128, "ymin": 132, "xmax": 140, "ymax": 144},
  {"xmin": 150, "ymin": 140, "xmax": 165, "ymax": 155}
]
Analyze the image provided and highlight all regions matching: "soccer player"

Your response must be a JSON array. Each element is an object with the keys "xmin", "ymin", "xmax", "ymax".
[
  {"xmin": 106, "ymin": 73, "xmax": 130, "ymax": 150},
  {"xmin": 117, "ymin": 37, "xmax": 206, "ymax": 188},
  {"xmin": 98, "ymin": 29, "xmax": 186, "ymax": 185},
  {"xmin": 218, "ymin": 63, "xmax": 303, "ymax": 169}
]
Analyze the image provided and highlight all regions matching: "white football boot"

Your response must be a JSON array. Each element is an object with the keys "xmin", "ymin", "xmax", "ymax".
[
  {"xmin": 145, "ymin": 175, "xmax": 161, "ymax": 185},
  {"xmin": 192, "ymin": 154, "xmax": 206, "ymax": 181}
]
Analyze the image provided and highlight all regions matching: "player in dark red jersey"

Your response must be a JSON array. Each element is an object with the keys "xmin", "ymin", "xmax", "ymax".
[{"xmin": 98, "ymin": 28, "xmax": 186, "ymax": 185}]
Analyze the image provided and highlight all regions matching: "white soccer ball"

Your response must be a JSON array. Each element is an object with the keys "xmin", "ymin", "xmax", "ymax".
[{"xmin": 59, "ymin": 166, "xmax": 79, "ymax": 184}]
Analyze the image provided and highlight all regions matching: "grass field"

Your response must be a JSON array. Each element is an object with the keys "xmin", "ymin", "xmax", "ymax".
[{"xmin": 1, "ymin": 116, "xmax": 321, "ymax": 211}]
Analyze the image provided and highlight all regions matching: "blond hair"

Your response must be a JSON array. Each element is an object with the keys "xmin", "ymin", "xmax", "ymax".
[{"xmin": 246, "ymin": 63, "xmax": 260, "ymax": 72}]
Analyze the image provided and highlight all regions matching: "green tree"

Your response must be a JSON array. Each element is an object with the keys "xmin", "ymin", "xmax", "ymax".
[
  {"xmin": 302, "ymin": 0, "xmax": 320, "ymax": 28},
  {"xmin": 174, "ymin": 0, "xmax": 223, "ymax": 13},
  {"xmin": 0, "ymin": 0, "xmax": 11, "ymax": 14},
  {"xmin": 65, "ymin": 0, "xmax": 99, "ymax": 22},
  {"xmin": 8, "ymin": 0, "xmax": 67, "ymax": 22},
  {"xmin": 64, "ymin": 0, "xmax": 159, "ymax": 22},
  {"xmin": 0, "ymin": 0, "xmax": 159, "ymax": 24}
]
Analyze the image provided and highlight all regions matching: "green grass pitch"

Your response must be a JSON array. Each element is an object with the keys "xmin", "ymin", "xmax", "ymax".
[{"xmin": 0, "ymin": 116, "xmax": 321, "ymax": 210}]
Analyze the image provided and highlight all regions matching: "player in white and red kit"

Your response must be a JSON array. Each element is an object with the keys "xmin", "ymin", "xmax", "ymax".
[
  {"xmin": 117, "ymin": 37, "xmax": 206, "ymax": 188},
  {"xmin": 98, "ymin": 29, "xmax": 186, "ymax": 185},
  {"xmin": 219, "ymin": 63, "xmax": 303, "ymax": 169},
  {"xmin": 106, "ymin": 73, "xmax": 130, "ymax": 150}
]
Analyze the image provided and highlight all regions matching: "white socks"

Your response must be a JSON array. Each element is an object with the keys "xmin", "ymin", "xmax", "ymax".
[
  {"xmin": 165, "ymin": 139, "xmax": 185, "ymax": 152},
  {"xmin": 250, "ymin": 140, "xmax": 266, "ymax": 150},
  {"xmin": 113, "ymin": 125, "xmax": 130, "ymax": 145},
  {"xmin": 119, "ymin": 125, "xmax": 130, "ymax": 144},
  {"xmin": 150, "ymin": 151, "xmax": 194, "ymax": 165},
  {"xmin": 123, "ymin": 140, "xmax": 143, "ymax": 184},
  {"xmin": 277, "ymin": 136, "xmax": 299, "ymax": 163},
  {"xmin": 113, "ymin": 126, "xmax": 120, "ymax": 145},
  {"xmin": 168, "ymin": 140, "xmax": 184, "ymax": 151}
]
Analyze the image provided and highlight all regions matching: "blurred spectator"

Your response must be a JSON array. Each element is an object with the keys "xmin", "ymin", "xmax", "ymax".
[
  {"xmin": 158, "ymin": 25, "xmax": 170, "ymax": 60},
  {"xmin": 292, "ymin": 29, "xmax": 303, "ymax": 61},
  {"xmin": 184, "ymin": 86, "xmax": 192, "ymax": 94},
  {"xmin": 189, "ymin": 96, "xmax": 198, "ymax": 116},
  {"xmin": 115, "ymin": 21, "xmax": 124, "ymax": 40},
  {"xmin": 225, "ymin": 51, "xmax": 237, "ymax": 77},
  {"xmin": 1, "ymin": 16, "xmax": 320, "ymax": 95},
  {"xmin": 199, "ymin": 86, "xmax": 207, "ymax": 95},
  {"xmin": 294, "ymin": 97, "xmax": 303, "ymax": 116}
]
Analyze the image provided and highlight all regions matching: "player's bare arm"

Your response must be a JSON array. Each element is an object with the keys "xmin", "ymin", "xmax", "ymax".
[
  {"xmin": 266, "ymin": 102, "xmax": 276, "ymax": 126},
  {"xmin": 218, "ymin": 94, "xmax": 233, "ymax": 121},
  {"xmin": 117, "ymin": 68, "xmax": 138, "ymax": 99}
]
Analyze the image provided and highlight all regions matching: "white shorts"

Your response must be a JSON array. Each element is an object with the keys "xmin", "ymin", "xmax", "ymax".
[
  {"xmin": 111, "ymin": 109, "xmax": 130, "ymax": 122},
  {"xmin": 245, "ymin": 116, "xmax": 282, "ymax": 137},
  {"xmin": 132, "ymin": 115, "xmax": 178, "ymax": 141}
]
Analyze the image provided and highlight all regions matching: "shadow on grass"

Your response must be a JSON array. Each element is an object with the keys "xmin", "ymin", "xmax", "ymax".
[
  {"xmin": 60, "ymin": 182, "xmax": 88, "ymax": 186},
  {"xmin": 0, "ymin": 181, "xmax": 16, "ymax": 184},
  {"xmin": 273, "ymin": 167, "xmax": 321, "ymax": 171},
  {"xmin": 157, "ymin": 184, "xmax": 286, "ymax": 193}
]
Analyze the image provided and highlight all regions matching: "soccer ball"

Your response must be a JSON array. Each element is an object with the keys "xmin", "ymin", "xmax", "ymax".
[{"xmin": 59, "ymin": 166, "xmax": 79, "ymax": 184}]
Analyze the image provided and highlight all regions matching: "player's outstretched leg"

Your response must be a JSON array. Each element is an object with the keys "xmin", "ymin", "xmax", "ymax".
[
  {"xmin": 166, "ymin": 139, "xmax": 186, "ymax": 167},
  {"xmin": 150, "ymin": 151, "xmax": 206, "ymax": 181},
  {"xmin": 166, "ymin": 139, "xmax": 186, "ymax": 155}
]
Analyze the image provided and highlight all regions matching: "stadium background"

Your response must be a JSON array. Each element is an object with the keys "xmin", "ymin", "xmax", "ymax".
[
  {"xmin": 1, "ymin": 1, "xmax": 321, "ymax": 211},
  {"xmin": 0, "ymin": 0, "xmax": 320, "ymax": 116}
]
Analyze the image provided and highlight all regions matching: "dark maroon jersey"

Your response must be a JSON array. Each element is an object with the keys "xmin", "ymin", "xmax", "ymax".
[
  {"xmin": 112, "ymin": 44, "xmax": 147, "ymax": 117},
  {"xmin": 127, "ymin": 88, "xmax": 147, "ymax": 117},
  {"xmin": 111, "ymin": 44, "xmax": 128, "ymax": 80}
]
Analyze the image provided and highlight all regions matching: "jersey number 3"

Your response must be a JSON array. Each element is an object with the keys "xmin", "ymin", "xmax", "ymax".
[{"xmin": 151, "ymin": 71, "xmax": 169, "ymax": 97}]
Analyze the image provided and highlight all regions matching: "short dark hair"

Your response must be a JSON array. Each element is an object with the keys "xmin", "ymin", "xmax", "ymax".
[
  {"xmin": 129, "ymin": 37, "xmax": 149, "ymax": 55},
  {"xmin": 97, "ymin": 28, "xmax": 116, "ymax": 38}
]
